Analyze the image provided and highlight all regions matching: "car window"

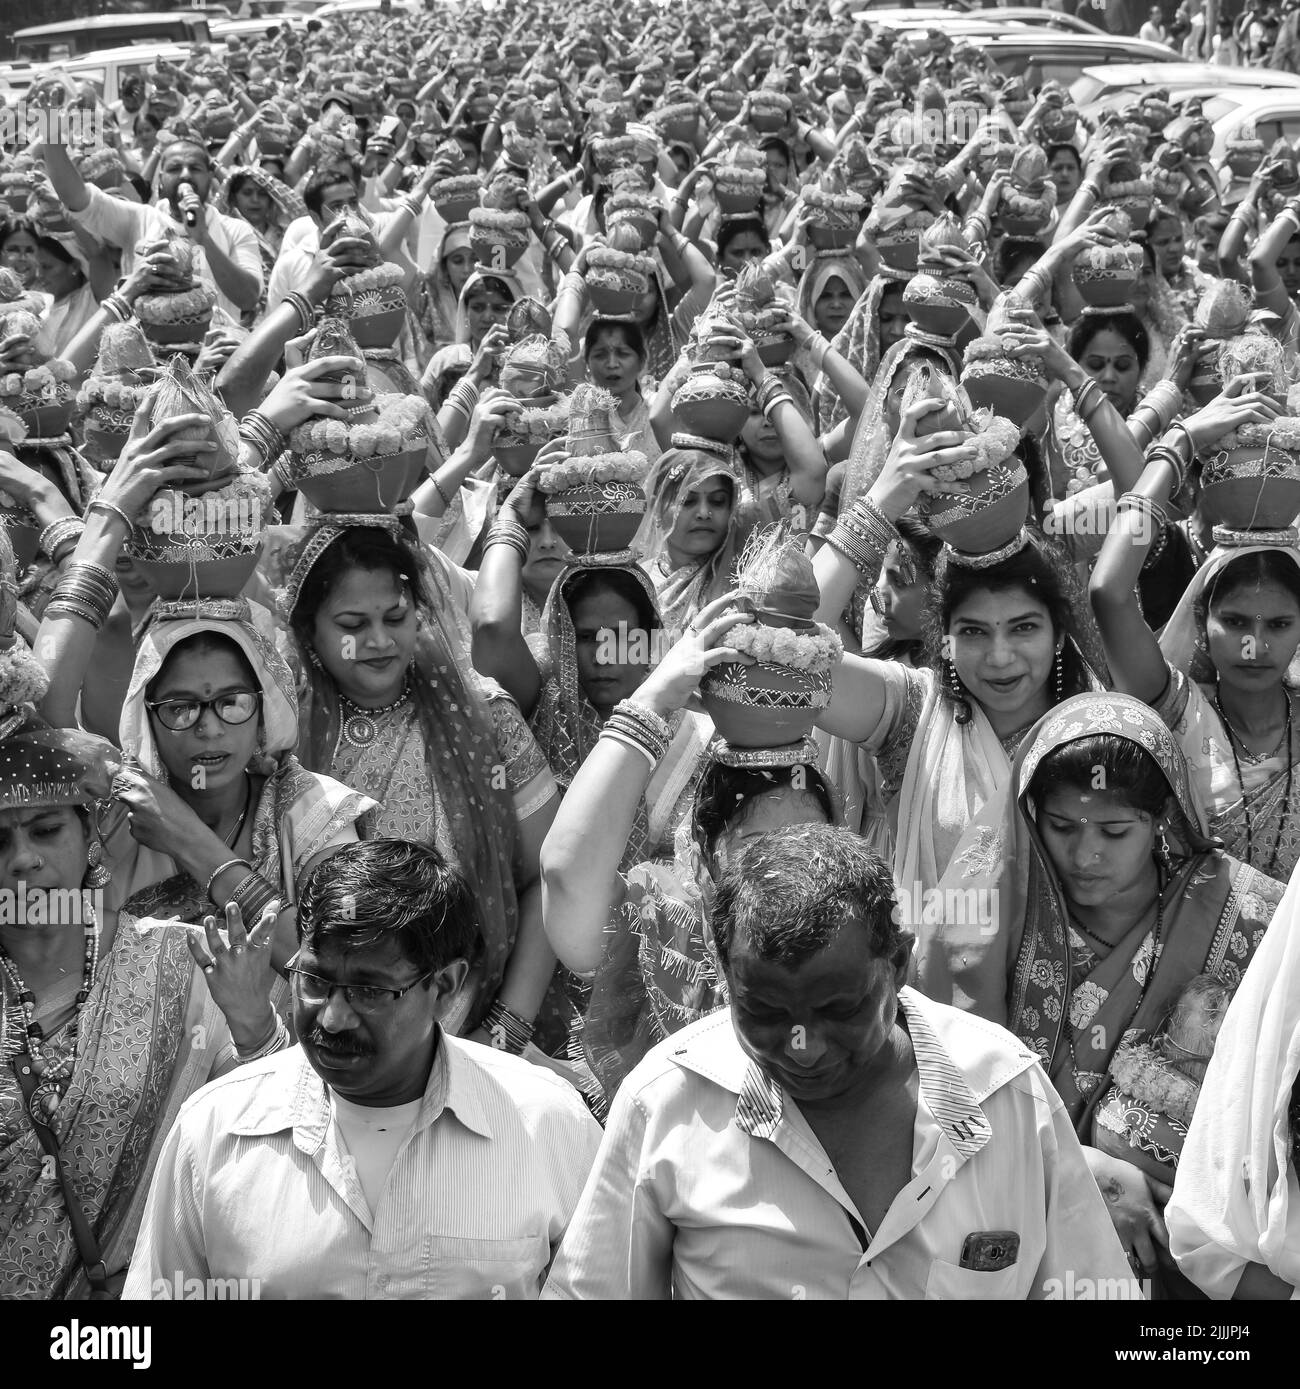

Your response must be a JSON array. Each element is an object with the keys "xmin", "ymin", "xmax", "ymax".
[
  {"xmin": 1255, "ymin": 115, "xmax": 1300, "ymax": 146},
  {"xmin": 1201, "ymin": 94, "xmax": 1246, "ymax": 123}
]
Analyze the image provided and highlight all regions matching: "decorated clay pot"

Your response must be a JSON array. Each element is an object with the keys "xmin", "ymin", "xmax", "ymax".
[
  {"xmin": 874, "ymin": 226, "xmax": 923, "ymax": 274},
  {"xmin": 713, "ymin": 177, "xmax": 764, "ymax": 217},
  {"xmin": 1073, "ymin": 263, "xmax": 1141, "ymax": 310},
  {"xmin": 1199, "ymin": 442, "xmax": 1300, "ymax": 530},
  {"xmin": 709, "ymin": 89, "xmax": 744, "ymax": 121},
  {"xmin": 545, "ymin": 481, "xmax": 646, "ymax": 555},
  {"xmin": 903, "ymin": 273, "xmax": 976, "ymax": 338},
  {"xmin": 12, "ymin": 385, "xmax": 74, "ymax": 438},
  {"xmin": 923, "ymin": 458, "xmax": 1030, "ymax": 555},
  {"xmin": 337, "ymin": 283, "xmax": 406, "ymax": 350},
  {"xmin": 470, "ymin": 226, "xmax": 528, "ymax": 270},
  {"xmin": 658, "ymin": 106, "xmax": 699, "ymax": 144},
  {"xmin": 1188, "ymin": 345, "xmax": 1225, "ymax": 407},
  {"xmin": 961, "ymin": 354, "xmax": 1047, "ymax": 429},
  {"xmin": 432, "ymin": 176, "xmax": 482, "ymax": 225},
  {"xmin": 672, "ymin": 366, "xmax": 751, "ymax": 441},
  {"xmin": 141, "ymin": 312, "xmax": 213, "ymax": 349},
  {"xmin": 754, "ymin": 332, "xmax": 797, "ymax": 368},
  {"xmin": 586, "ymin": 274, "xmax": 643, "ymax": 317},
  {"xmin": 82, "ymin": 404, "xmax": 135, "ymax": 465},
  {"xmin": 291, "ymin": 442, "xmax": 430, "ymax": 514},
  {"xmin": 699, "ymin": 659, "xmax": 832, "ymax": 748},
  {"xmin": 127, "ymin": 536, "xmax": 264, "ymax": 601}
]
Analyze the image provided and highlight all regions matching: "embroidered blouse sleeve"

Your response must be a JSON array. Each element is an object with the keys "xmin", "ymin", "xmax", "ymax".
[{"xmin": 488, "ymin": 692, "xmax": 559, "ymax": 823}]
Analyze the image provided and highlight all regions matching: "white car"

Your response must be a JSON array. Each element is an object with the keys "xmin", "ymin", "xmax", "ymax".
[
  {"xmin": 314, "ymin": 0, "xmax": 424, "ymax": 16},
  {"xmin": 1073, "ymin": 62, "xmax": 1300, "ymax": 114},
  {"xmin": 1200, "ymin": 88, "xmax": 1300, "ymax": 198}
]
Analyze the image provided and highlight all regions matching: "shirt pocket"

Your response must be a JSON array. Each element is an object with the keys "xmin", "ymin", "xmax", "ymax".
[
  {"xmin": 924, "ymin": 1259, "xmax": 1022, "ymax": 1301},
  {"xmin": 423, "ymin": 1234, "xmax": 546, "ymax": 1300}
]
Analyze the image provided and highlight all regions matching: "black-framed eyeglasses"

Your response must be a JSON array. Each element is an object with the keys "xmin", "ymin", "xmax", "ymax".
[
  {"xmin": 286, "ymin": 954, "xmax": 433, "ymax": 1014},
  {"xmin": 145, "ymin": 689, "xmax": 262, "ymax": 732}
]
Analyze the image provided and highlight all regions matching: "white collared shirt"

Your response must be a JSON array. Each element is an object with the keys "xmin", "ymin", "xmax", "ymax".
[
  {"xmin": 543, "ymin": 988, "xmax": 1138, "ymax": 1300},
  {"xmin": 123, "ymin": 1035, "xmax": 602, "ymax": 1300}
]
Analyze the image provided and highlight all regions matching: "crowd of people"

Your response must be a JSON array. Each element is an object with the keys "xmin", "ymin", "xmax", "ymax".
[{"xmin": 0, "ymin": 0, "xmax": 1298, "ymax": 1303}]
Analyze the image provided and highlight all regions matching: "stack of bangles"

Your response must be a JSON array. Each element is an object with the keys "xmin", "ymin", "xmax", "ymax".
[
  {"xmin": 541, "ymin": 226, "xmax": 570, "ymax": 260},
  {"xmin": 402, "ymin": 194, "xmax": 426, "ymax": 219},
  {"xmin": 755, "ymin": 374, "xmax": 793, "ymax": 420},
  {"xmin": 45, "ymin": 561, "xmax": 120, "ymax": 630},
  {"xmin": 480, "ymin": 998, "xmax": 535, "ymax": 1055},
  {"xmin": 205, "ymin": 855, "xmax": 280, "ymax": 922},
  {"xmin": 806, "ymin": 333, "xmax": 830, "ymax": 370},
  {"xmin": 1079, "ymin": 178, "xmax": 1102, "ymax": 202},
  {"xmin": 239, "ymin": 409, "xmax": 287, "ymax": 467},
  {"xmin": 445, "ymin": 378, "xmax": 480, "ymax": 421},
  {"xmin": 1073, "ymin": 377, "xmax": 1107, "ymax": 423},
  {"xmin": 484, "ymin": 514, "xmax": 530, "ymax": 562},
  {"xmin": 283, "ymin": 291, "xmax": 319, "ymax": 338},
  {"xmin": 234, "ymin": 1015, "xmax": 291, "ymax": 1065},
  {"xmin": 600, "ymin": 698, "xmax": 672, "ymax": 769},
  {"xmin": 87, "ymin": 497, "xmax": 137, "ymax": 533},
  {"xmin": 1116, "ymin": 491, "xmax": 1171, "ymax": 567},
  {"xmin": 1131, "ymin": 380, "xmax": 1182, "ymax": 443},
  {"xmin": 825, "ymin": 495, "xmax": 898, "ymax": 582},
  {"xmin": 38, "ymin": 517, "xmax": 84, "ymax": 565},
  {"xmin": 102, "ymin": 292, "xmax": 133, "ymax": 324},
  {"xmin": 1144, "ymin": 439, "xmax": 1187, "ymax": 497}
]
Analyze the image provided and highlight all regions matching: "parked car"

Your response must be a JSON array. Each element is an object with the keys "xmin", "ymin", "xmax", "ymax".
[
  {"xmin": 856, "ymin": 6, "xmax": 1105, "ymax": 32},
  {"xmin": 211, "ymin": 16, "xmax": 308, "ymax": 41},
  {"xmin": 961, "ymin": 32, "xmax": 1181, "ymax": 87},
  {"xmin": 10, "ymin": 43, "xmax": 205, "ymax": 110},
  {"xmin": 1073, "ymin": 61, "xmax": 1300, "ymax": 112},
  {"xmin": 10, "ymin": 13, "xmax": 213, "ymax": 63},
  {"xmin": 1203, "ymin": 87, "xmax": 1300, "ymax": 198}
]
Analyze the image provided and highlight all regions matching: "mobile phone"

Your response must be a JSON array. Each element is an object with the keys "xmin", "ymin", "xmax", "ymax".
[{"xmin": 960, "ymin": 1231, "xmax": 1020, "ymax": 1272}]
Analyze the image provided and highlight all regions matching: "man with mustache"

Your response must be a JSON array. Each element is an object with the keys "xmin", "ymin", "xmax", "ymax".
[{"xmin": 125, "ymin": 840, "xmax": 601, "ymax": 1299}]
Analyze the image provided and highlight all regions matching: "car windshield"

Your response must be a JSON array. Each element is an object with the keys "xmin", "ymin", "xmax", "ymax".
[{"xmin": 1201, "ymin": 94, "xmax": 1248, "ymax": 123}]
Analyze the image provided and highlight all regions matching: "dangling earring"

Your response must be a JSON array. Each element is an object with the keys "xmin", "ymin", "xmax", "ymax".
[
  {"xmin": 1154, "ymin": 823, "xmax": 1174, "ymax": 876},
  {"xmin": 305, "ymin": 644, "xmax": 323, "ymax": 670},
  {"xmin": 946, "ymin": 659, "xmax": 964, "ymax": 700},
  {"xmin": 84, "ymin": 837, "xmax": 112, "ymax": 890},
  {"xmin": 1054, "ymin": 648, "xmax": 1064, "ymax": 703}
]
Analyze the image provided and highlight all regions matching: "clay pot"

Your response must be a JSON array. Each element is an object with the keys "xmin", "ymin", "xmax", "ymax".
[
  {"xmin": 961, "ymin": 356, "xmax": 1047, "ymax": 429},
  {"xmin": 903, "ymin": 273, "xmax": 976, "ymax": 338},
  {"xmin": 128, "ymin": 540, "xmax": 263, "ymax": 601},
  {"xmin": 586, "ymin": 272, "xmax": 644, "ymax": 317},
  {"xmin": 291, "ymin": 441, "xmax": 430, "ymax": 514},
  {"xmin": 338, "ymin": 283, "xmax": 407, "ymax": 351},
  {"xmin": 545, "ymin": 481, "xmax": 646, "ymax": 555},
  {"xmin": 13, "ymin": 387, "xmax": 74, "ymax": 438},
  {"xmin": 469, "ymin": 228, "xmax": 528, "ymax": 270},
  {"xmin": 660, "ymin": 110, "xmax": 698, "ymax": 144},
  {"xmin": 82, "ymin": 404, "xmax": 134, "ymax": 465},
  {"xmin": 672, "ymin": 366, "xmax": 751, "ymax": 441},
  {"xmin": 754, "ymin": 332, "xmax": 797, "ymax": 367},
  {"xmin": 1093, "ymin": 1084, "xmax": 1184, "ymax": 1186},
  {"xmin": 874, "ymin": 226, "xmax": 923, "ymax": 274},
  {"xmin": 699, "ymin": 659, "xmax": 832, "ymax": 749},
  {"xmin": 1073, "ymin": 264, "xmax": 1141, "ymax": 310},
  {"xmin": 1199, "ymin": 444, "xmax": 1300, "ymax": 530},
  {"xmin": 432, "ymin": 182, "xmax": 481, "ymax": 225},
  {"xmin": 142, "ymin": 313, "xmax": 212, "ymax": 348},
  {"xmin": 713, "ymin": 180, "xmax": 763, "ymax": 217},
  {"xmin": 923, "ymin": 458, "xmax": 1030, "ymax": 555},
  {"xmin": 1188, "ymin": 345, "xmax": 1225, "ymax": 407}
]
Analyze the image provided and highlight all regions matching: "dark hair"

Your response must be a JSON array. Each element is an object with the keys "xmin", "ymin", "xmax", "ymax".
[
  {"xmin": 563, "ymin": 567, "xmax": 658, "ymax": 634},
  {"xmin": 1046, "ymin": 143, "xmax": 1081, "ymax": 170},
  {"xmin": 994, "ymin": 237, "xmax": 1045, "ymax": 287},
  {"xmin": 710, "ymin": 823, "xmax": 902, "ymax": 972},
  {"xmin": 225, "ymin": 170, "xmax": 261, "ymax": 205},
  {"xmin": 297, "ymin": 839, "xmax": 479, "ymax": 974},
  {"xmin": 289, "ymin": 526, "xmax": 430, "ymax": 645},
  {"xmin": 1067, "ymin": 310, "xmax": 1151, "ymax": 375},
  {"xmin": 464, "ymin": 274, "xmax": 515, "ymax": 304},
  {"xmin": 0, "ymin": 218, "xmax": 37, "ymax": 250},
  {"xmin": 303, "ymin": 165, "xmax": 359, "ymax": 217},
  {"xmin": 449, "ymin": 124, "xmax": 482, "ymax": 155},
  {"xmin": 923, "ymin": 530, "xmax": 1095, "ymax": 724},
  {"xmin": 691, "ymin": 760, "xmax": 836, "ymax": 866},
  {"xmin": 147, "ymin": 631, "xmax": 258, "ymax": 701},
  {"xmin": 1202, "ymin": 549, "xmax": 1300, "ymax": 621},
  {"xmin": 1027, "ymin": 734, "xmax": 1171, "ymax": 820},
  {"xmin": 862, "ymin": 515, "xmax": 942, "ymax": 664},
  {"xmin": 583, "ymin": 317, "xmax": 647, "ymax": 363},
  {"xmin": 716, "ymin": 217, "xmax": 770, "ymax": 262}
]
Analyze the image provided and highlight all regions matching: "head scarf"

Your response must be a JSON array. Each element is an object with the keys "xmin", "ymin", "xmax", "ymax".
[
  {"xmin": 817, "ymin": 268, "xmax": 911, "ymax": 433},
  {"xmin": 277, "ymin": 514, "xmax": 519, "ymax": 1020},
  {"xmin": 215, "ymin": 164, "xmax": 307, "ymax": 232},
  {"xmin": 453, "ymin": 267, "xmax": 521, "ymax": 346},
  {"xmin": 795, "ymin": 250, "xmax": 867, "ymax": 344},
  {"xmin": 0, "ymin": 724, "xmax": 118, "ymax": 813},
  {"xmin": 1166, "ymin": 855, "xmax": 1300, "ymax": 1296}
]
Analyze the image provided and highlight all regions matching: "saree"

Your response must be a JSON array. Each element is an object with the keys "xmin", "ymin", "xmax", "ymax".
[
  {"xmin": 1157, "ymin": 542, "xmax": 1300, "ymax": 884},
  {"xmin": 815, "ymin": 268, "xmax": 911, "ymax": 433},
  {"xmin": 0, "ymin": 915, "xmax": 228, "ymax": 1299},
  {"xmin": 1167, "ymin": 852, "xmax": 1300, "ymax": 1297},
  {"xmin": 929, "ymin": 692, "xmax": 1282, "ymax": 1141}
]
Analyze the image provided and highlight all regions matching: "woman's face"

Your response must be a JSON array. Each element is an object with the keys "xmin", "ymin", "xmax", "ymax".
[
  {"xmin": 455, "ymin": 136, "xmax": 481, "ymax": 173},
  {"xmin": 521, "ymin": 514, "xmax": 569, "ymax": 599},
  {"xmin": 147, "ymin": 645, "xmax": 263, "ymax": 797},
  {"xmin": 668, "ymin": 479, "xmax": 733, "ymax": 560},
  {"xmin": 813, "ymin": 274, "xmax": 855, "ymax": 337},
  {"xmin": 872, "ymin": 542, "xmax": 928, "ymax": 643},
  {"xmin": 740, "ymin": 407, "xmax": 783, "ymax": 462},
  {"xmin": 0, "ymin": 805, "xmax": 88, "ymax": 902},
  {"xmin": 947, "ymin": 585, "xmax": 1059, "ymax": 721},
  {"xmin": 312, "ymin": 566, "xmax": 418, "ymax": 706},
  {"xmin": 1205, "ymin": 577, "xmax": 1300, "ymax": 698},
  {"xmin": 233, "ymin": 180, "xmax": 272, "ymax": 225},
  {"xmin": 719, "ymin": 229, "xmax": 768, "ymax": 276},
  {"xmin": 464, "ymin": 288, "xmax": 512, "ymax": 344},
  {"xmin": 1149, "ymin": 216, "xmax": 1185, "ymax": 278},
  {"xmin": 1077, "ymin": 326, "xmax": 1142, "ymax": 417},
  {"xmin": 1037, "ymin": 785, "xmax": 1158, "ymax": 914},
  {"xmin": 586, "ymin": 328, "xmax": 644, "ymax": 399},
  {"xmin": 571, "ymin": 588, "xmax": 650, "ymax": 715},
  {"xmin": 35, "ymin": 247, "xmax": 80, "ymax": 300},
  {"xmin": 1, "ymin": 230, "xmax": 39, "ymax": 288},
  {"xmin": 878, "ymin": 285, "xmax": 908, "ymax": 356},
  {"xmin": 1048, "ymin": 148, "xmax": 1081, "ymax": 203},
  {"xmin": 443, "ymin": 244, "xmax": 475, "ymax": 296},
  {"xmin": 764, "ymin": 148, "xmax": 792, "ymax": 191},
  {"xmin": 1277, "ymin": 235, "xmax": 1300, "ymax": 298}
]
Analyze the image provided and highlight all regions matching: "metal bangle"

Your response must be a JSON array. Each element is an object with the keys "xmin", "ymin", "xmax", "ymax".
[
  {"xmin": 204, "ymin": 857, "xmax": 254, "ymax": 904},
  {"xmin": 86, "ymin": 498, "xmax": 137, "ymax": 533}
]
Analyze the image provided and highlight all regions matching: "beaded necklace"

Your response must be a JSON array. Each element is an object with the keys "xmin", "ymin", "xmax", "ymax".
[
  {"xmin": 0, "ymin": 906, "xmax": 101, "ymax": 1122},
  {"xmin": 339, "ymin": 681, "xmax": 411, "ymax": 749},
  {"xmin": 1212, "ymin": 684, "xmax": 1294, "ymax": 879}
]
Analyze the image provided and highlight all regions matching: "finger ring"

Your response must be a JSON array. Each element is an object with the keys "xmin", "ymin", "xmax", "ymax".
[
  {"xmin": 203, "ymin": 964, "xmax": 215, "ymax": 975},
  {"xmin": 230, "ymin": 945, "xmax": 246, "ymax": 957}
]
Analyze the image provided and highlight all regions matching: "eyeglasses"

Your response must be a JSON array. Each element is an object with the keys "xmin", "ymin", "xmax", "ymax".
[
  {"xmin": 145, "ymin": 690, "xmax": 262, "ymax": 732},
  {"xmin": 287, "ymin": 960, "xmax": 433, "ymax": 1014}
]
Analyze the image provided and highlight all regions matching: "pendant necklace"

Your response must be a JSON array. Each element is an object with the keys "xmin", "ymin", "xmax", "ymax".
[
  {"xmin": 340, "ymin": 681, "xmax": 411, "ymax": 749},
  {"xmin": 1213, "ymin": 683, "xmax": 1294, "ymax": 878}
]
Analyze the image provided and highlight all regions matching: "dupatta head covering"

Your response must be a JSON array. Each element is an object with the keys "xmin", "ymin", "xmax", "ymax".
[
  {"xmin": 120, "ymin": 596, "xmax": 299, "ymax": 782},
  {"xmin": 795, "ymin": 250, "xmax": 868, "ymax": 340},
  {"xmin": 638, "ymin": 437, "xmax": 746, "ymax": 634},
  {"xmin": 816, "ymin": 268, "xmax": 910, "ymax": 432},
  {"xmin": 1160, "ymin": 537, "xmax": 1300, "ymax": 685},
  {"xmin": 840, "ymin": 334, "xmax": 961, "ymax": 518},
  {"xmin": 276, "ymin": 513, "xmax": 520, "ymax": 1012},
  {"xmin": 215, "ymin": 164, "xmax": 307, "ymax": 230},
  {"xmin": 1166, "ymin": 854, "xmax": 1300, "ymax": 1295},
  {"xmin": 453, "ymin": 268, "xmax": 522, "ymax": 346},
  {"xmin": 0, "ymin": 724, "xmax": 118, "ymax": 813}
]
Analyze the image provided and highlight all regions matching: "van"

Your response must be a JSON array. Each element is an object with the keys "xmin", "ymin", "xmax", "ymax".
[
  {"xmin": 15, "ymin": 44, "xmax": 206, "ymax": 111},
  {"xmin": 11, "ymin": 14, "xmax": 213, "ymax": 64}
]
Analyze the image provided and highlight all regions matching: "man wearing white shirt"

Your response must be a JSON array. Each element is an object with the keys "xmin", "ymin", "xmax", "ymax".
[
  {"xmin": 545, "ymin": 825, "xmax": 1137, "ymax": 1300},
  {"xmin": 39, "ymin": 135, "xmax": 262, "ymax": 321},
  {"xmin": 125, "ymin": 840, "xmax": 601, "ymax": 1299}
]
